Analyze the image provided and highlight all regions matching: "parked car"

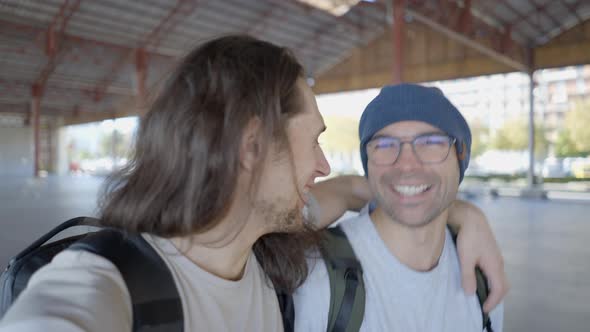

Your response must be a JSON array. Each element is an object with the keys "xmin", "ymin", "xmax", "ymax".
[{"xmin": 571, "ymin": 158, "xmax": 590, "ymax": 178}]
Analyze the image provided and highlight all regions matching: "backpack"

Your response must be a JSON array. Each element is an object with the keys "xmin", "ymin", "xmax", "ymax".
[
  {"xmin": 0, "ymin": 217, "xmax": 492, "ymax": 332},
  {"xmin": 0, "ymin": 217, "xmax": 294, "ymax": 332},
  {"xmin": 320, "ymin": 225, "xmax": 494, "ymax": 332}
]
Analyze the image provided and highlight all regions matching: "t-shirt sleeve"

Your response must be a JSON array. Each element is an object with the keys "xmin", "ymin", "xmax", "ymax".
[
  {"xmin": 293, "ymin": 256, "xmax": 331, "ymax": 332},
  {"xmin": 0, "ymin": 250, "xmax": 132, "ymax": 332}
]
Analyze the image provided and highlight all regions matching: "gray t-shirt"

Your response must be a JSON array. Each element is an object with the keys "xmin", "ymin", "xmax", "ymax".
[
  {"xmin": 294, "ymin": 211, "xmax": 504, "ymax": 332},
  {"xmin": 0, "ymin": 234, "xmax": 283, "ymax": 332}
]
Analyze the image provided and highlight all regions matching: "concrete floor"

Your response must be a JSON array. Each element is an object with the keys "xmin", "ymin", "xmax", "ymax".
[{"xmin": 0, "ymin": 175, "xmax": 589, "ymax": 331}]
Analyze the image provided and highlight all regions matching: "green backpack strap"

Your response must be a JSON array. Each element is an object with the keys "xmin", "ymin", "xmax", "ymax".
[
  {"xmin": 448, "ymin": 226, "xmax": 494, "ymax": 332},
  {"xmin": 321, "ymin": 226, "xmax": 365, "ymax": 332}
]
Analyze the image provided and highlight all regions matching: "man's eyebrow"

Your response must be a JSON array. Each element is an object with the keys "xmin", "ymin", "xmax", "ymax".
[
  {"xmin": 372, "ymin": 131, "xmax": 447, "ymax": 140},
  {"xmin": 418, "ymin": 130, "xmax": 446, "ymax": 136},
  {"xmin": 371, "ymin": 134, "xmax": 395, "ymax": 140}
]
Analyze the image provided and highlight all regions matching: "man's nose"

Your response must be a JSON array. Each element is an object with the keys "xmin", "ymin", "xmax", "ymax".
[
  {"xmin": 316, "ymin": 147, "xmax": 331, "ymax": 177},
  {"xmin": 395, "ymin": 143, "xmax": 421, "ymax": 170}
]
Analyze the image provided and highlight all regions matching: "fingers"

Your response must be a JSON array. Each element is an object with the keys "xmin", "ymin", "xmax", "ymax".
[
  {"xmin": 481, "ymin": 261, "xmax": 510, "ymax": 313},
  {"xmin": 483, "ymin": 272, "xmax": 510, "ymax": 313}
]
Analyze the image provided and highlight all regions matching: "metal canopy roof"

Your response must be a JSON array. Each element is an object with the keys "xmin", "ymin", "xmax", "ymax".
[{"xmin": 0, "ymin": 0, "xmax": 589, "ymax": 124}]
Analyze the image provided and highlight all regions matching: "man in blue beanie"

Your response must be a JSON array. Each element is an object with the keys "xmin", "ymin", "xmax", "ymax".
[{"xmin": 294, "ymin": 84, "xmax": 504, "ymax": 332}]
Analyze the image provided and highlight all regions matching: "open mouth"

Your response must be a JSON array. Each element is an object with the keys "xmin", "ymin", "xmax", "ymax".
[{"xmin": 393, "ymin": 184, "xmax": 431, "ymax": 197}]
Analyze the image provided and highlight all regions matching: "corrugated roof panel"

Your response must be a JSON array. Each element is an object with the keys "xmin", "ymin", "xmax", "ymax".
[
  {"xmin": 0, "ymin": 0, "xmax": 588, "ymax": 120},
  {"xmin": 0, "ymin": 0, "xmax": 59, "ymax": 27}
]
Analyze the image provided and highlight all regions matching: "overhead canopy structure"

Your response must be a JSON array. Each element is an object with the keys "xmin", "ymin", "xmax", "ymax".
[
  {"xmin": 313, "ymin": 0, "xmax": 590, "ymax": 93},
  {"xmin": 0, "ymin": 0, "xmax": 387, "ymax": 125},
  {"xmin": 1, "ymin": 0, "xmax": 589, "ymax": 124},
  {"xmin": 1, "ymin": 0, "xmax": 589, "ymax": 181}
]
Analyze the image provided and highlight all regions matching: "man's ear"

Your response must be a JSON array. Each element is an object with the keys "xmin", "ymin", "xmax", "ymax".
[{"xmin": 240, "ymin": 117, "xmax": 262, "ymax": 172}]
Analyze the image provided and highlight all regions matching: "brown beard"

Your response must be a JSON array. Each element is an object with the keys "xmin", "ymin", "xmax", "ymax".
[
  {"xmin": 253, "ymin": 198, "xmax": 307, "ymax": 233},
  {"xmin": 273, "ymin": 208, "xmax": 302, "ymax": 233}
]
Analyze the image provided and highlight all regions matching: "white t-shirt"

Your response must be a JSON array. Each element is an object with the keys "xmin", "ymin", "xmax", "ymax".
[
  {"xmin": 0, "ymin": 234, "xmax": 283, "ymax": 332},
  {"xmin": 293, "ymin": 212, "xmax": 504, "ymax": 332}
]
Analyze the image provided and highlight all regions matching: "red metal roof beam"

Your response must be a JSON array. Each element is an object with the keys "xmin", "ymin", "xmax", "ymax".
[
  {"xmin": 0, "ymin": 19, "xmax": 177, "ymax": 60},
  {"xmin": 392, "ymin": 0, "xmax": 405, "ymax": 84},
  {"xmin": 135, "ymin": 48, "xmax": 147, "ymax": 112},
  {"xmin": 456, "ymin": 0, "xmax": 472, "ymax": 36},
  {"xmin": 142, "ymin": 0, "xmax": 198, "ymax": 51},
  {"xmin": 530, "ymin": 0, "xmax": 562, "ymax": 32},
  {"xmin": 247, "ymin": 4, "xmax": 281, "ymax": 35},
  {"xmin": 35, "ymin": 0, "xmax": 82, "ymax": 90},
  {"xmin": 400, "ymin": 1, "xmax": 527, "ymax": 72},
  {"xmin": 496, "ymin": 0, "xmax": 545, "ymax": 38},
  {"xmin": 558, "ymin": 0, "xmax": 583, "ymax": 24},
  {"xmin": 92, "ymin": 0, "xmax": 199, "ymax": 103},
  {"xmin": 500, "ymin": 25, "xmax": 513, "ymax": 53}
]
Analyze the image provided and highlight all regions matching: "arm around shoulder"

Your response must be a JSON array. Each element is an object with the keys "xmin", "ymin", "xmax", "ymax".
[
  {"xmin": 311, "ymin": 175, "xmax": 372, "ymax": 228},
  {"xmin": 448, "ymin": 200, "xmax": 509, "ymax": 312}
]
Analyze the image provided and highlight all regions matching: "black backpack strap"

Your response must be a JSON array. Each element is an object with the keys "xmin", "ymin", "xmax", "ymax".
[
  {"xmin": 7, "ymin": 217, "xmax": 98, "ymax": 267},
  {"xmin": 321, "ymin": 226, "xmax": 365, "ymax": 332},
  {"xmin": 276, "ymin": 291, "xmax": 294, "ymax": 332},
  {"xmin": 449, "ymin": 226, "xmax": 493, "ymax": 332},
  {"xmin": 69, "ymin": 229, "xmax": 183, "ymax": 332}
]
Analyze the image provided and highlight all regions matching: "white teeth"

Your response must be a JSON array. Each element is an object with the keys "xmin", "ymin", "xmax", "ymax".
[{"xmin": 394, "ymin": 184, "xmax": 430, "ymax": 196}]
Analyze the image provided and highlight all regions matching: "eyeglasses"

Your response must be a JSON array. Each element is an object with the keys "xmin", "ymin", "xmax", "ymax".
[{"xmin": 366, "ymin": 133, "xmax": 456, "ymax": 166}]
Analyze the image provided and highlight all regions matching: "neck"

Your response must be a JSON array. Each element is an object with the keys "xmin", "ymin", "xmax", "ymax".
[
  {"xmin": 170, "ymin": 196, "xmax": 264, "ymax": 281},
  {"xmin": 371, "ymin": 207, "xmax": 447, "ymax": 272}
]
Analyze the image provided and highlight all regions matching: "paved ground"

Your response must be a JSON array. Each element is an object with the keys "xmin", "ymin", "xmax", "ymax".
[{"xmin": 1, "ymin": 175, "xmax": 589, "ymax": 331}]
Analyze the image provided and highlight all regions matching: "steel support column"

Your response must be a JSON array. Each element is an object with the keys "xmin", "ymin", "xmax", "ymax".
[
  {"xmin": 392, "ymin": 0, "xmax": 405, "ymax": 84},
  {"xmin": 527, "ymin": 48, "xmax": 536, "ymax": 187},
  {"xmin": 31, "ymin": 84, "xmax": 42, "ymax": 177}
]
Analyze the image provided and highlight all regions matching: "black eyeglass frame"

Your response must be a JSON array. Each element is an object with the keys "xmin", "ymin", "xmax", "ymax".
[{"xmin": 366, "ymin": 133, "xmax": 457, "ymax": 166}]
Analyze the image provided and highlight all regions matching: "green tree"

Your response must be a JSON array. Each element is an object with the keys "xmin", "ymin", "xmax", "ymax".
[
  {"xmin": 554, "ymin": 129, "xmax": 580, "ymax": 157},
  {"xmin": 491, "ymin": 118, "xmax": 548, "ymax": 158},
  {"xmin": 469, "ymin": 121, "xmax": 490, "ymax": 158},
  {"xmin": 99, "ymin": 129, "xmax": 132, "ymax": 159},
  {"xmin": 563, "ymin": 101, "xmax": 590, "ymax": 154}
]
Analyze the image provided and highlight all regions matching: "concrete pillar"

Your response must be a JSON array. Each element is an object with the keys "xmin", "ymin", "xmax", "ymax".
[
  {"xmin": 55, "ymin": 117, "xmax": 69, "ymax": 175},
  {"xmin": 31, "ymin": 84, "xmax": 42, "ymax": 177}
]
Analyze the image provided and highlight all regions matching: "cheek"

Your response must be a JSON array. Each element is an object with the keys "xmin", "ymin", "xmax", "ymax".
[
  {"xmin": 367, "ymin": 166, "xmax": 386, "ymax": 193},
  {"xmin": 288, "ymin": 151, "xmax": 310, "ymax": 188},
  {"xmin": 438, "ymin": 162, "xmax": 460, "ymax": 192}
]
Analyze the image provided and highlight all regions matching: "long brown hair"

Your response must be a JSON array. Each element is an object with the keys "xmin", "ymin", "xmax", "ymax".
[{"xmin": 99, "ymin": 35, "xmax": 319, "ymax": 293}]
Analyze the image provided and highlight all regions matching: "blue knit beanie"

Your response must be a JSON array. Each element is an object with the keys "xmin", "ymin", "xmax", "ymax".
[{"xmin": 359, "ymin": 84, "xmax": 471, "ymax": 183}]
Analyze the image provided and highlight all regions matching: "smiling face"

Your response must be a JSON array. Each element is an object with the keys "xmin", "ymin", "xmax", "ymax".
[
  {"xmin": 367, "ymin": 121, "xmax": 460, "ymax": 228},
  {"xmin": 253, "ymin": 78, "xmax": 330, "ymax": 232}
]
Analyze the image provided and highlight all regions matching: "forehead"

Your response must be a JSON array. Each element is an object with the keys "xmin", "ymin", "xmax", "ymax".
[
  {"xmin": 289, "ymin": 78, "xmax": 324, "ymax": 131},
  {"xmin": 374, "ymin": 120, "xmax": 443, "ymax": 137}
]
